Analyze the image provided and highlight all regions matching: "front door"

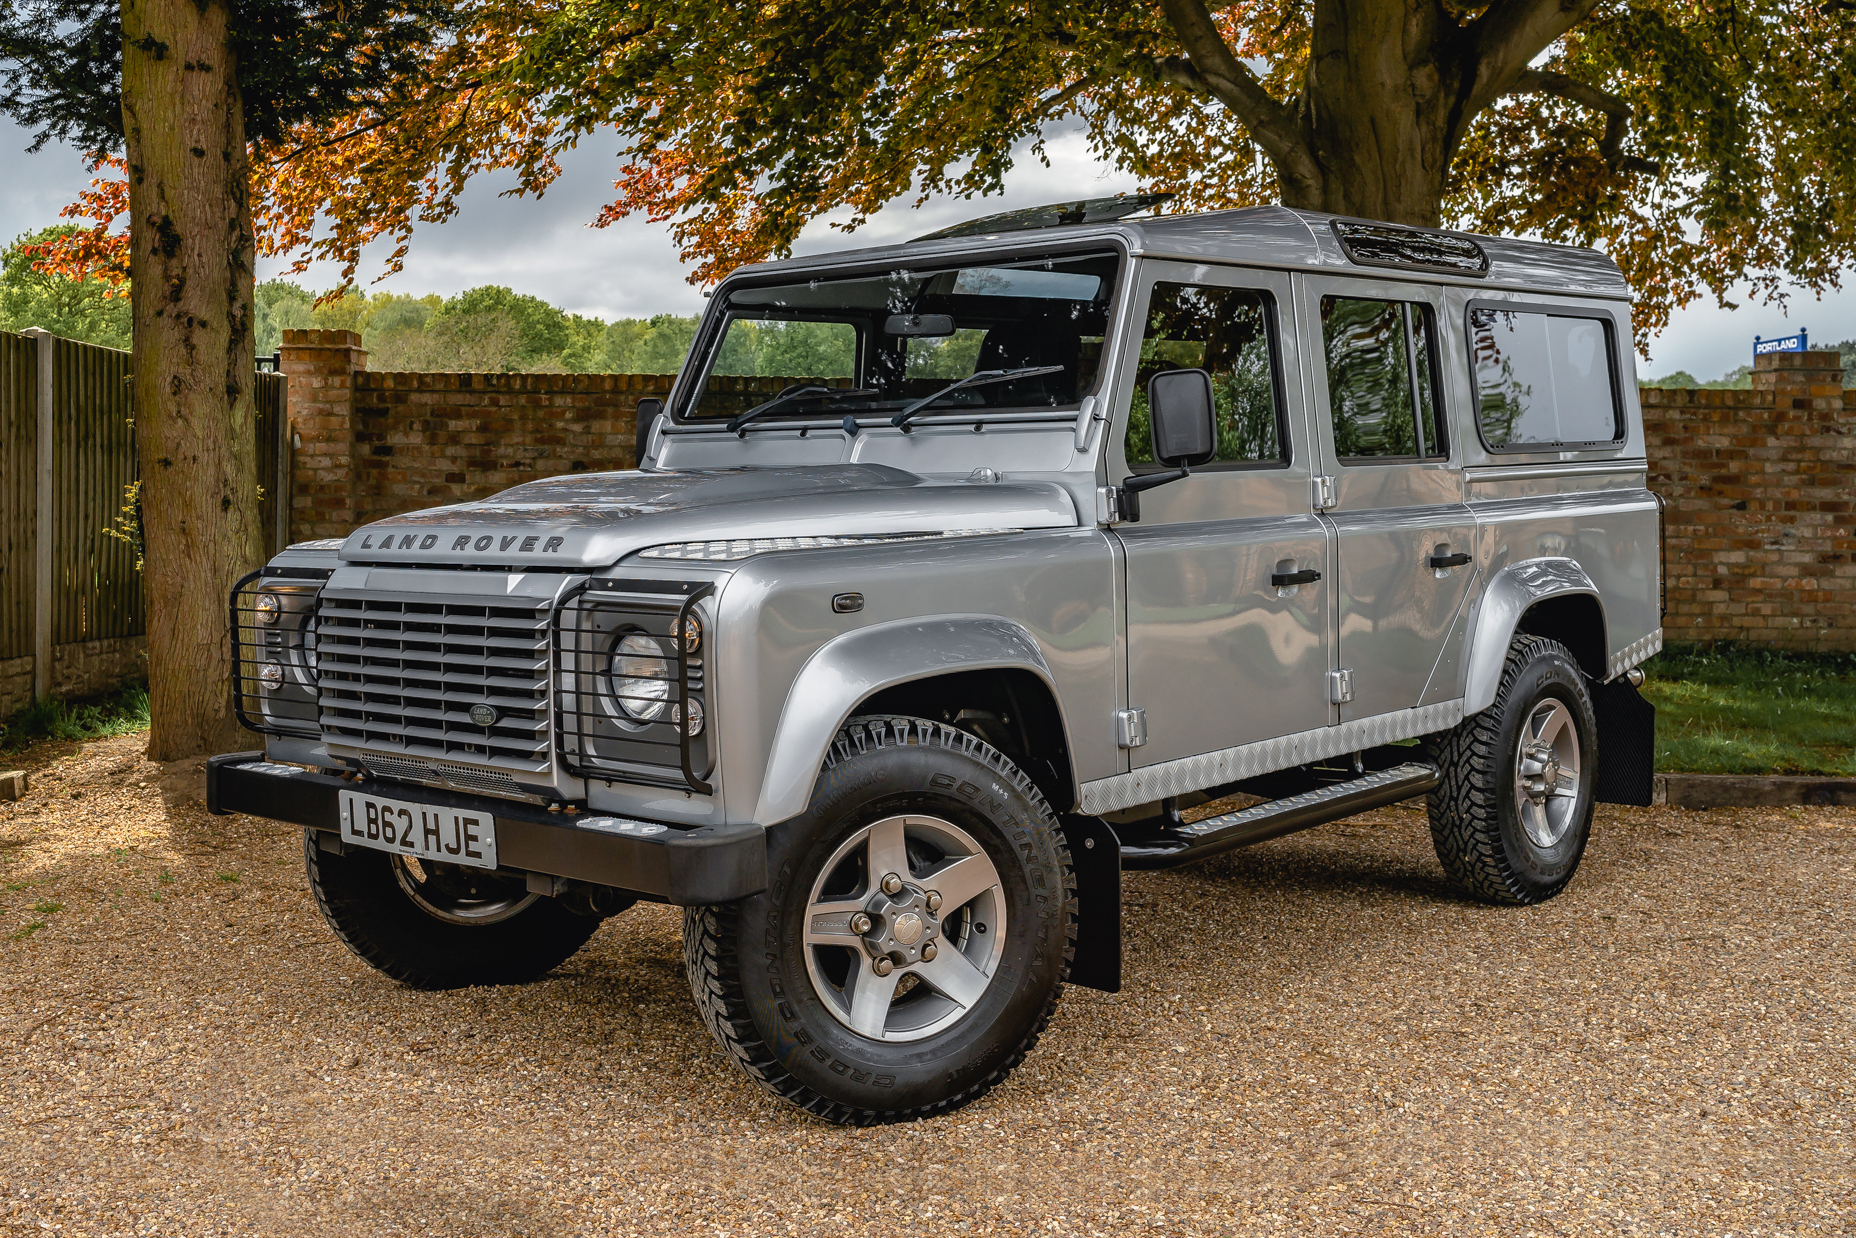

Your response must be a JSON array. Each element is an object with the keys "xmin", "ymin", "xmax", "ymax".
[
  {"xmin": 1114, "ymin": 262, "xmax": 1331, "ymax": 770},
  {"xmin": 1298, "ymin": 275, "xmax": 1478, "ymax": 721}
]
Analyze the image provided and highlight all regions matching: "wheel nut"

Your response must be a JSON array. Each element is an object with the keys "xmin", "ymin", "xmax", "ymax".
[
  {"xmin": 849, "ymin": 911, "xmax": 873, "ymax": 935},
  {"xmin": 872, "ymin": 956, "xmax": 895, "ymax": 976},
  {"xmin": 925, "ymin": 890, "xmax": 943, "ymax": 913},
  {"xmin": 880, "ymin": 872, "xmax": 904, "ymax": 896},
  {"xmin": 920, "ymin": 941, "xmax": 937, "ymax": 962}
]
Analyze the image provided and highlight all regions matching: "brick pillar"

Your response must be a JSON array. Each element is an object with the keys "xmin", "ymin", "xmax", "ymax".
[
  {"xmin": 1750, "ymin": 348, "xmax": 1845, "ymax": 395},
  {"xmin": 1748, "ymin": 350, "xmax": 1852, "ymax": 648},
  {"xmin": 280, "ymin": 329, "xmax": 367, "ymax": 543}
]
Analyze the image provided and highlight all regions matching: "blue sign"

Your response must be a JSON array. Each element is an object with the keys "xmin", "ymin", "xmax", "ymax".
[{"xmin": 1753, "ymin": 329, "xmax": 1808, "ymax": 358}]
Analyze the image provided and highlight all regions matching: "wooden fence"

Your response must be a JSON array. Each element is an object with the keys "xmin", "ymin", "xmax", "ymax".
[{"xmin": 0, "ymin": 329, "xmax": 287, "ymax": 709}]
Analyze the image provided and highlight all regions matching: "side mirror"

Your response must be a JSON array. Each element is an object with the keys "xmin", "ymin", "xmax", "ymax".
[
  {"xmin": 635, "ymin": 398, "xmax": 664, "ymax": 466},
  {"xmin": 1117, "ymin": 369, "xmax": 1216, "ymax": 523},
  {"xmin": 1147, "ymin": 368, "xmax": 1216, "ymax": 467}
]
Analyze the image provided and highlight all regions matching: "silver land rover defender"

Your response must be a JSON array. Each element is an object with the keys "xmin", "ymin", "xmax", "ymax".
[{"xmin": 210, "ymin": 202, "xmax": 1662, "ymax": 1124}]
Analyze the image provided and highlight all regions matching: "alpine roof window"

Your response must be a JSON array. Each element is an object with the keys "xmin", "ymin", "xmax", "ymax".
[
  {"xmin": 683, "ymin": 252, "xmax": 1120, "ymax": 424},
  {"xmin": 1469, "ymin": 304, "xmax": 1622, "ymax": 449}
]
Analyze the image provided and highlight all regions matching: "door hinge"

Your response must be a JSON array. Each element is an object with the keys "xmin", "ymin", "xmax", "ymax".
[
  {"xmin": 1312, "ymin": 474, "xmax": 1336, "ymax": 511},
  {"xmin": 1116, "ymin": 708, "xmax": 1148, "ymax": 749},
  {"xmin": 1327, "ymin": 668, "xmax": 1355, "ymax": 704}
]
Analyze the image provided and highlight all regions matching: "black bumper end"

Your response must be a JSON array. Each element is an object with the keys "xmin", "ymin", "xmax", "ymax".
[{"xmin": 206, "ymin": 752, "xmax": 766, "ymax": 904}]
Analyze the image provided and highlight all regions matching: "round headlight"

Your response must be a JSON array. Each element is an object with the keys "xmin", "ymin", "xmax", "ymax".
[
  {"xmin": 254, "ymin": 593, "xmax": 282, "ymax": 625},
  {"xmin": 608, "ymin": 632, "xmax": 672, "ymax": 723},
  {"xmin": 257, "ymin": 661, "xmax": 284, "ymax": 692},
  {"xmin": 681, "ymin": 612, "xmax": 702, "ymax": 654}
]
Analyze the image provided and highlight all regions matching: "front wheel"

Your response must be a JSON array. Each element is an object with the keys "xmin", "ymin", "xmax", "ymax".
[
  {"xmin": 1430, "ymin": 634, "xmax": 1599, "ymax": 905},
  {"xmin": 684, "ymin": 716, "xmax": 1075, "ymax": 1124},
  {"xmin": 305, "ymin": 832, "xmax": 605, "ymax": 989}
]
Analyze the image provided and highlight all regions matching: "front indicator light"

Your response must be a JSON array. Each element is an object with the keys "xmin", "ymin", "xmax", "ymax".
[
  {"xmin": 256, "ymin": 661, "xmax": 284, "ymax": 692},
  {"xmin": 254, "ymin": 592, "xmax": 282, "ymax": 624},
  {"xmin": 685, "ymin": 696, "xmax": 705, "ymax": 737}
]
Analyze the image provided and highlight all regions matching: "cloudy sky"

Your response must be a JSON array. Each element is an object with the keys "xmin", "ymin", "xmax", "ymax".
[{"xmin": 4, "ymin": 116, "xmax": 1850, "ymax": 379}]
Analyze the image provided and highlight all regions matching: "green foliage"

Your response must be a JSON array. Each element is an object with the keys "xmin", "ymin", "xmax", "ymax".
[
  {"xmin": 102, "ymin": 478, "xmax": 142, "ymax": 570},
  {"xmin": 0, "ymin": 0, "xmax": 457, "ymax": 153},
  {"xmin": 713, "ymin": 320, "xmax": 856, "ymax": 378},
  {"xmin": 437, "ymin": 286, "xmax": 570, "ymax": 367},
  {"xmin": 1641, "ymin": 645, "xmax": 1856, "ymax": 776},
  {"xmin": 0, "ymin": 681, "xmax": 150, "ymax": 753},
  {"xmin": 601, "ymin": 313, "xmax": 699, "ymax": 375},
  {"xmin": 0, "ymin": 226, "xmax": 129, "ymax": 348}
]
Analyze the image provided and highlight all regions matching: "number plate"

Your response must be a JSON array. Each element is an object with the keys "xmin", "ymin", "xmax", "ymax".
[{"xmin": 337, "ymin": 789, "xmax": 498, "ymax": 870}]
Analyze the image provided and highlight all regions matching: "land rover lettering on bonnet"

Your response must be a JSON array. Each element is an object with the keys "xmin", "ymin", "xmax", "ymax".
[{"xmin": 212, "ymin": 203, "xmax": 1661, "ymax": 1124}]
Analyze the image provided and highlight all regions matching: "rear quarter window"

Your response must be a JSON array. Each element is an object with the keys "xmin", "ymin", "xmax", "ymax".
[{"xmin": 1468, "ymin": 303, "xmax": 1623, "ymax": 449}]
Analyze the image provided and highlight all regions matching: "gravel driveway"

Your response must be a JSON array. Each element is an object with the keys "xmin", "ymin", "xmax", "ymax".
[{"xmin": 2, "ymin": 733, "xmax": 1850, "ymax": 1237}]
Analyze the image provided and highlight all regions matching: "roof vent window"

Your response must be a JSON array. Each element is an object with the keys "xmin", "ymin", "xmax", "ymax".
[{"xmin": 1331, "ymin": 220, "xmax": 1489, "ymax": 275}]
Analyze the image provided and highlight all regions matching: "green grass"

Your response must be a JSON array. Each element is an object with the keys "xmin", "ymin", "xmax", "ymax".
[
  {"xmin": 0, "ymin": 681, "xmax": 150, "ymax": 754},
  {"xmin": 1641, "ymin": 645, "xmax": 1856, "ymax": 776}
]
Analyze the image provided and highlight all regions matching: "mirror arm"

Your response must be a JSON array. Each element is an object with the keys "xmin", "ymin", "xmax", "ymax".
[{"xmin": 1115, "ymin": 466, "xmax": 1190, "ymax": 523}]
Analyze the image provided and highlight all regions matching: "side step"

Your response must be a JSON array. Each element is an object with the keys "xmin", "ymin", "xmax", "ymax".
[{"xmin": 1118, "ymin": 762, "xmax": 1441, "ymax": 870}]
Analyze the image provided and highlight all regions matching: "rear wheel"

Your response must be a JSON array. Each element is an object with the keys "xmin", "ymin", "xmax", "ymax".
[
  {"xmin": 304, "ymin": 832, "xmax": 605, "ymax": 989},
  {"xmin": 1430, "ymin": 634, "xmax": 1598, "ymax": 905},
  {"xmin": 684, "ymin": 715, "xmax": 1075, "ymax": 1124}
]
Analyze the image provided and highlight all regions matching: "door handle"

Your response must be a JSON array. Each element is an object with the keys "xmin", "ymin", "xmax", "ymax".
[
  {"xmin": 1429, "ymin": 552, "xmax": 1472, "ymax": 570},
  {"xmin": 1271, "ymin": 568, "xmax": 1322, "ymax": 587}
]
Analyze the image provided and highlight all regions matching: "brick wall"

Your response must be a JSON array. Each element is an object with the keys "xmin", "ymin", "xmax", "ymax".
[
  {"xmin": 280, "ymin": 333, "xmax": 1856, "ymax": 651},
  {"xmin": 1642, "ymin": 350, "xmax": 1856, "ymax": 651}
]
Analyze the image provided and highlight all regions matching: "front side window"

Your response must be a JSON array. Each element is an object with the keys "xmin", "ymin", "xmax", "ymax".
[
  {"xmin": 683, "ymin": 252, "xmax": 1118, "ymax": 422},
  {"xmin": 1469, "ymin": 306, "xmax": 1621, "ymax": 448},
  {"xmin": 1124, "ymin": 283, "xmax": 1284, "ymax": 469},
  {"xmin": 1319, "ymin": 296, "xmax": 1446, "ymax": 461}
]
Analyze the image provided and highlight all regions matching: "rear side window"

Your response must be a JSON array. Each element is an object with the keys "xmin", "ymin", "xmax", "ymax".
[
  {"xmin": 1469, "ymin": 305, "xmax": 1622, "ymax": 448},
  {"xmin": 1319, "ymin": 296, "xmax": 1446, "ymax": 461}
]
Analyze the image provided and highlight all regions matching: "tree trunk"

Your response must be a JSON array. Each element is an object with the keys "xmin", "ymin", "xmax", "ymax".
[
  {"xmin": 1285, "ymin": 0, "xmax": 1466, "ymax": 226},
  {"xmin": 120, "ymin": 0, "xmax": 263, "ymax": 760}
]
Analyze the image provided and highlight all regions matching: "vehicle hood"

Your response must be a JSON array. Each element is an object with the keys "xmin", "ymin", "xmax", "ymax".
[{"xmin": 335, "ymin": 465, "xmax": 1079, "ymax": 569}]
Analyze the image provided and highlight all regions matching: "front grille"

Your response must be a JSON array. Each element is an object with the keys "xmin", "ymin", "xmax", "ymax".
[{"xmin": 317, "ymin": 591, "xmax": 553, "ymax": 774}]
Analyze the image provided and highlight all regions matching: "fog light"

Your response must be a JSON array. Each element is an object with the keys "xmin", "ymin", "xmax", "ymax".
[
  {"xmin": 256, "ymin": 661, "xmax": 284, "ymax": 692},
  {"xmin": 254, "ymin": 592, "xmax": 282, "ymax": 625},
  {"xmin": 685, "ymin": 696, "xmax": 705, "ymax": 737}
]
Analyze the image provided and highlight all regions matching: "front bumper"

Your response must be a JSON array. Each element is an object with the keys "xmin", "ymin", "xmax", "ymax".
[{"xmin": 206, "ymin": 752, "xmax": 766, "ymax": 904}]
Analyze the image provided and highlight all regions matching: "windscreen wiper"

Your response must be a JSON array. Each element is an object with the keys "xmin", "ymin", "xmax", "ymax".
[
  {"xmin": 727, "ymin": 384, "xmax": 879, "ymax": 436},
  {"xmin": 889, "ymin": 366, "xmax": 1065, "ymax": 433}
]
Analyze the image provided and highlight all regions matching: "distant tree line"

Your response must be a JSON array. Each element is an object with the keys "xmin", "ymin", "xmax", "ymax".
[{"xmin": 254, "ymin": 280, "xmax": 847, "ymax": 377}]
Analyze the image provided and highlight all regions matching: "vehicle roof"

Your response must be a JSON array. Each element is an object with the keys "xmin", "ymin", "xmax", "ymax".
[{"xmin": 729, "ymin": 205, "xmax": 1631, "ymax": 301}]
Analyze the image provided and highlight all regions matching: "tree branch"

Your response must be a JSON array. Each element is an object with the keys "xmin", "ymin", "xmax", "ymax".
[
  {"xmin": 1463, "ymin": 0, "xmax": 1605, "ymax": 110},
  {"xmin": 1154, "ymin": 0, "xmax": 1321, "ymax": 197},
  {"xmin": 1508, "ymin": 68, "xmax": 1661, "ymax": 175}
]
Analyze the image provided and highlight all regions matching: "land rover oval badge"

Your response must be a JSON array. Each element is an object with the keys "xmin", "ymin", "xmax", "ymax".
[{"xmin": 469, "ymin": 704, "xmax": 498, "ymax": 727}]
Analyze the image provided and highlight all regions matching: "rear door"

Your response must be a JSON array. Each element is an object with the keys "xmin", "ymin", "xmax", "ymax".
[
  {"xmin": 1297, "ymin": 275, "xmax": 1478, "ymax": 721},
  {"xmin": 1113, "ymin": 262, "xmax": 1331, "ymax": 768}
]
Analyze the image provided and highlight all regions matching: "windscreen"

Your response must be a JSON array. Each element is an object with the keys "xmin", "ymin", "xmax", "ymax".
[{"xmin": 683, "ymin": 252, "xmax": 1119, "ymax": 423}]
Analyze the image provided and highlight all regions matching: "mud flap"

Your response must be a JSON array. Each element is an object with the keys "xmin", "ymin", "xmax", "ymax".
[
  {"xmin": 1591, "ymin": 678, "xmax": 1656, "ymax": 807},
  {"xmin": 1058, "ymin": 815, "xmax": 1121, "ymax": 993}
]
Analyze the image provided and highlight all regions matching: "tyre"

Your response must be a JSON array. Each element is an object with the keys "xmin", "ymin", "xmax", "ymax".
[
  {"xmin": 684, "ymin": 715, "xmax": 1075, "ymax": 1124},
  {"xmin": 304, "ymin": 831, "xmax": 604, "ymax": 989},
  {"xmin": 1429, "ymin": 633, "xmax": 1598, "ymax": 905}
]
